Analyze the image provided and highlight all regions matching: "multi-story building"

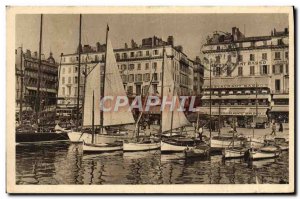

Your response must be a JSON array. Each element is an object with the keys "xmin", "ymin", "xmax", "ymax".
[
  {"xmin": 57, "ymin": 36, "xmax": 197, "ymax": 117},
  {"xmin": 200, "ymin": 27, "xmax": 289, "ymax": 124},
  {"xmin": 15, "ymin": 48, "xmax": 58, "ymax": 117},
  {"xmin": 193, "ymin": 56, "xmax": 204, "ymax": 106}
]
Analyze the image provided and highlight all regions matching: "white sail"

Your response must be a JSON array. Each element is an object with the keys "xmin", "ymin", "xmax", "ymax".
[
  {"xmin": 161, "ymin": 52, "xmax": 190, "ymax": 132},
  {"xmin": 83, "ymin": 63, "xmax": 101, "ymax": 126},
  {"xmin": 103, "ymin": 38, "xmax": 135, "ymax": 126}
]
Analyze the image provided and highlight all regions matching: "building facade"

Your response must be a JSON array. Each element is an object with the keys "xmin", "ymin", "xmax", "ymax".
[
  {"xmin": 57, "ymin": 36, "xmax": 198, "ymax": 117},
  {"xmin": 200, "ymin": 27, "xmax": 289, "ymax": 124},
  {"xmin": 15, "ymin": 48, "xmax": 58, "ymax": 117}
]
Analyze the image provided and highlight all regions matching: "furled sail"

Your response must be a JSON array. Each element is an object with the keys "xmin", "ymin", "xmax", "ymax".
[
  {"xmin": 102, "ymin": 38, "xmax": 135, "ymax": 126},
  {"xmin": 161, "ymin": 52, "xmax": 190, "ymax": 132},
  {"xmin": 83, "ymin": 63, "xmax": 101, "ymax": 126}
]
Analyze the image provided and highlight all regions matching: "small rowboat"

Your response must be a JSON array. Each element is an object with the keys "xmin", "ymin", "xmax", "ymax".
[
  {"xmin": 184, "ymin": 144, "xmax": 210, "ymax": 158},
  {"xmin": 246, "ymin": 146, "xmax": 281, "ymax": 161}
]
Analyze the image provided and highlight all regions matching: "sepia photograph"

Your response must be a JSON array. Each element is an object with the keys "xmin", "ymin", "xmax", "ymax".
[{"xmin": 6, "ymin": 6, "xmax": 294, "ymax": 193}]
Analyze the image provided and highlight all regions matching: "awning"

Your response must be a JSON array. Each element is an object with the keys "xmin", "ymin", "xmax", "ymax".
[
  {"xmin": 272, "ymin": 94, "xmax": 289, "ymax": 99},
  {"xmin": 197, "ymin": 107, "xmax": 268, "ymax": 116},
  {"xmin": 201, "ymin": 94, "xmax": 271, "ymax": 100},
  {"xmin": 271, "ymin": 106, "xmax": 289, "ymax": 112},
  {"xmin": 26, "ymin": 86, "xmax": 56, "ymax": 94}
]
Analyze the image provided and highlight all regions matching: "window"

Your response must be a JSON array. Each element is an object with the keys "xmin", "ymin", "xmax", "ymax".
[
  {"xmin": 262, "ymin": 53, "xmax": 267, "ymax": 60},
  {"xmin": 143, "ymin": 85, "xmax": 149, "ymax": 95},
  {"xmin": 153, "ymin": 73, "xmax": 158, "ymax": 81},
  {"xmin": 68, "ymin": 67, "xmax": 71, "ymax": 73},
  {"xmin": 62, "ymin": 87, "xmax": 65, "ymax": 95},
  {"xmin": 153, "ymin": 50, "xmax": 159, "ymax": 55},
  {"xmin": 273, "ymin": 65, "xmax": 283, "ymax": 74},
  {"xmin": 74, "ymin": 87, "xmax": 77, "ymax": 95},
  {"xmin": 286, "ymin": 64, "xmax": 289, "ymax": 74},
  {"xmin": 129, "ymin": 64, "xmax": 134, "ymax": 70},
  {"xmin": 238, "ymin": 67, "xmax": 243, "ymax": 76},
  {"xmin": 121, "ymin": 75, "xmax": 128, "ymax": 82},
  {"xmin": 74, "ymin": 77, "xmax": 78, "ymax": 84},
  {"xmin": 251, "ymin": 41, "xmax": 256, "ymax": 47},
  {"xmin": 261, "ymin": 65, "xmax": 268, "ymax": 75},
  {"xmin": 146, "ymin": 51, "xmax": 150, "ymax": 56},
  {"xmin": 217, "ymin": 46, "xmax": 220, "ymax": 51},
  {"xmin": 275, "ymin": 52, "xmax": 281, "ymax": 59},
  {"xmin": 127, "ymin": 86, "xmax": 133, "ymax": 94},
  {"xmin": 250, "ymin": 66, "xmax": 255, "ymax": 75},
  {"xmin": 152, "ymin": 62, "xmax": 157, "ymax": 70},
  {"xmin": 95, "ymin": 55, "xmax": 99, "ymax": 61},
  {"xmin": 285, "ymin": 52, "xmax": 288, "ymax": 59},
  {"xmin": 76, "ymin": 56, "xmax": 78, "ymax": 61},
  {"xmin": 238, "ymin": 55, "xmax": 243, "ymax": 62},
  {"xmin": 130, "ymin": 52, "xmax": 135, "ymax": 58},
  {"xmin": 263, "ymin": 41, "xmax": 267, "ymax": 46},
  {"xmin": 128, "ymin": 74, "xmax": 134, "ymax": 83},
  {"xmin": 137, "ymin": 64, "xmax": 141, "ymax": 70},
  {"xmin": 68, "ymin": 77, "xmax": 71, "ymax": 83},
  {"xmin": 62, "ymin": 77, "xmax": 65, "ymax": 84},
  {"xmin": 74, "ymin": 67, "xmax": 78, "ymax": 73},
  {"xmin": 143, "ymin": 73, "xmax": 150, "ymax": 82},
  {"xmin": 215, "ymin": 67, "xmax": 221, "ymax": 76},
  {"xmin": 145, "ymin": 63, "xmax": 149, "ymax": 70},
  {"xmin": 121, "ymin": 64, "xmax": 127, "ymax": 70},
  {"xmin": 275, "ymin": 79, "xmax": 281, "ymax": 91},
  {"xmin": 216, "ymin": 56, "xmax": 220, "ymax": 63},
  {"xmin": 250, "ymin": 54, "xmax": 255, "ymax": 61},
  {"xmin": 122, "ymin": 53, "xmax": 127, "ymax": 59},
  {"xmin": 226, "ymin": 66, "xmax": 231, "ymax": 76},
  {"xmin": 135, "ymin": 74, "xmax": 142, "ymax": 82},
  {"xmin": 68, "ymin": 87, "xmax": 71, "ymax": 96},
  {"xmin": 136, "ymin": 85, "xmax": 141, "ymax": 95},
  {"xmin": 115, "ymin": 53, "xmax": 120, "ymax": 60},
  {"xmin": 239, "ymin": 43, "xmax": 243, "ymax": 48},
  {"xmin": 227, "ymin": 55, "xmax": 232, "ymax": 62},
  {"xmin": 137, "ymin": 51, "xmax": 143, "ymax": 57},
  {"xmin": 278, "ymin": 39, "xmax": 283, "ymax": 45},
  {"xmin": 152, "ymin": 84, "xmax": 158, "ymax": 94}
]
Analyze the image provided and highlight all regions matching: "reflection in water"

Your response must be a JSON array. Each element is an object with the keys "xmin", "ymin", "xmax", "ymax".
[{"xmin": 16, "ymin": 143, "xmax": 289, "ymax": 184}]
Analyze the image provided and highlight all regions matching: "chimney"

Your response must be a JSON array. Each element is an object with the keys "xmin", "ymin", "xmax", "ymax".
[
  {"xmin": 26, "ymin": 49, "xmax": 31, "ymax": 58},
  {"xmin": 167, "ymin": 36, "xmax": 174, "ymax": 46},
  {"xmin": 271, "ymin": 30, "xmax": 273, "ymax": 36},
  {"xmin": 125, "ymin": 43, "xmax": 128, "ymax": 49},
  {"xmin": 34, "ymin": 51, "xmax": 38, "ymax": 58},
  {"xmin": 284, "ymin": 28, "xmax": 288, "ymax": 34}
]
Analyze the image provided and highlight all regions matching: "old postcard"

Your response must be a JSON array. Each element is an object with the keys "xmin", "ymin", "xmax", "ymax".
[{"xmin": 6, "ymin": 6, "xmax": 294, "ymax": 193}]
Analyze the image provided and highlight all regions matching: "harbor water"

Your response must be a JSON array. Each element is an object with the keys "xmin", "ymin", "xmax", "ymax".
[{"xmin": 16, "ymin": 142, "xmax": 289, "ymax": 184}]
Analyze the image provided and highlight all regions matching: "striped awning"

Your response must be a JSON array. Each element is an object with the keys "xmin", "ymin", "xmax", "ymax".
[
  {"xmin": 201, "ymin": 94, "xmax": 271, "ymax": 100},
  {"xmin": 197, "ymin": 107, "xmax": 268, "ymax": 116},
  {"xmin": 26, "ymin": 86, "xmax": 56, "ymax": 94},
  {"xmin": 271, "ymin": 106, "xmax": 289, "ymax": 112}
]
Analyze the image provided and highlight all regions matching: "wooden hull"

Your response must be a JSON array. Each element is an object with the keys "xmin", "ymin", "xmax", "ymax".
[
  {"xmin": 184, "ymin": 148, "xmax": 209, "ymax": 158},
  {"xmin": 68, "ymin": 131, "xmax": 131, "ymax": 143},
  {"xmin": 223, "ymin": 148, "xmax": 246, "ymax": 159},
  {"xmin": 16, "ymin": 132, "xmax": 69, "ymax": 143},
  {"xmin": 123, "ymin": 141, "xmax": 161, "ymax": 152},
  {"xmin": 83, "ymin": 142, "xmax": 123, "ymax": 153},
  {"xmin": 210, "ymin": 139, "xmax": 243, "ymax": 150},
  {"xmin": 161, "ymin": 141, "xmax": 189, "ymax": 153},
  {"xmin": 249, "ymin": 151, "xmax": 280, "ymax": 160},
  {"xmin": 245, "ymin": 138, "xmax": 265, "ymax": 149}
]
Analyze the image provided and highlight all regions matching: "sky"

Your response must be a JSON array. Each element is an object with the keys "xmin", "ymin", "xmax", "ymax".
[{"xmin": 15, "ymin": 13, "xmax": 288, "ymax": 62}]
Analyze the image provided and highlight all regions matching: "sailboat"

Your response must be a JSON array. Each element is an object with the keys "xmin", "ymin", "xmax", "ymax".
[
  {"xmin": 222, "ymin": 129, "xmax": 247, "ymax": 159},
  {"xmin": 159, "ymin": 49, "xmax": 197, "ymax": 153},
  {"xmin": 82, "ymin": 25, "xmax": 135, "ymax": 152}
]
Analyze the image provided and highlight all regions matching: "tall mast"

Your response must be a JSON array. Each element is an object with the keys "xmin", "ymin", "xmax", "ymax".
[
  {"xmin": 35, "ymin": 14, "xmax": 43, "ymax": 126},
  {"xmin": 100, "ymin": 25, "xmax": 109, "ymax": 133},
  {"xmin": 19, "ymin": 46, "xmax": 24, "ymax": 124},
  {"xmin": 76, "ymin": 14, "xmax": 82, "ymax": 131},
  {"xmin": 170, "ymin": 55, "xmax": 175, "ymax": 136},
  {"xmin": 159, "ymin": 46, "xmax": 165, "ymax": 135},
  {"xmin": 92, "ymin": 90, "xmax": 95, "ymax": 144},
  {"xmin": 56, "ymin": 53, "xmax": 63, "ymax": 118},
  {"xmin": 209, "ymin": 63, "xmax": 212, "ymax": 143},
  {"xmin": 82, "ymin": 54, "xmax": 88, "ymax": 126}
]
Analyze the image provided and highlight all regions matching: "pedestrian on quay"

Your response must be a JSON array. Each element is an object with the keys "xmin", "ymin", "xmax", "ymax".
[
  {"xmin": 198, "ymin": 126, "xmax": 203, "ymax": 141},
  {"xmin": 271, "ymin": 122, "xmax": 277, "ymax": 136},
  {"xmin": 279, "ymin": 122, "xmax": 283, "ymax": 133}
]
